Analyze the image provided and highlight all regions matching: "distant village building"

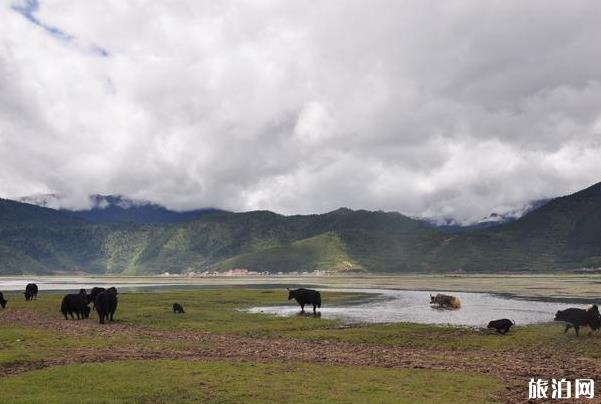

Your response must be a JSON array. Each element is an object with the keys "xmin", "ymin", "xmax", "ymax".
[{"xmin": 224, "ymin": 268, "xmax": 250, "ymax": 276}]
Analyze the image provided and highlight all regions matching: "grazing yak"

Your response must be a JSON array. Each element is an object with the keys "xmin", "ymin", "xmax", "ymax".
[
  {"xmin": 430, "ymin": 293, "xmax": 461, "ymax": 309},
  {"xmin": 173, "ymin": 303, "xmax": 185, "ymax": 314},
  {"xmin": 487, "ymin": 318, "xmax": 515, "ymax": 334},
  {"xmin": 88, "ymin": 287, "xmax": 106, "ymax": 310},
  {"xmin": 61, "ymin": 290, "xmax": 90, "ymax": 320},
  {"xmin": 287, "ymin": 288, "xmax": 321, "ymax": 314},
  {"xmin": 0, "ymin": 292, "xmax": 6, "ymax": 308},
  {"xmin": 554, "ymin": 305, "xmax": 601, "ymax": 337},
  {"xmin": 95, "ymin": 287, "xmax": 118, "ymax": 324},
  {"xmin": 24, "ymin": 283, "xmax": 38, "ymax": 301}
]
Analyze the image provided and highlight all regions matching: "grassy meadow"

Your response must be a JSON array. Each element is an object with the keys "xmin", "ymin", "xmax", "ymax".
[{"xmin": 1, "ymin": 282, "xmax": 600, "ymax": 402}]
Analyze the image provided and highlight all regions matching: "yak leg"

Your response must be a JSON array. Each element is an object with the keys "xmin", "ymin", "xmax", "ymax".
[
  {"xmin": 575, "ymin": 325, "xmax": 580, "ymax": 337},
  {"xmin": 300, "ymin": 303, "xmax": 305, "ymax": 313},
  {"xmin": 313, "ymin": 304, "xmax": 317, "ymax": 314},
  {"xmin": 564, "ymin": 324, "xmax": 572, "ymax": 334},
  {"xmin": 109, "ymin": 311, "xmax": 114, "ymax": 321},
  {"xmin": 69, "ymin": 312, "xmax": 75, "ymax": 320}
]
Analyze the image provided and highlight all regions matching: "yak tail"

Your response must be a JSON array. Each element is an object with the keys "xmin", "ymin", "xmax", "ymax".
[
  {"xmin": 316, "ymin": 292, "xmax": 322, "ymax": 308},
  {"xmin": 450, "ymin": 296, "xmax": 461, "ymax": 309}
]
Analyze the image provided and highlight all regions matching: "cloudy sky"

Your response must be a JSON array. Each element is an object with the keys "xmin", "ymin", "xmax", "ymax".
[{"xmin": 1, "ymin": 1, "xmax": 601, "ymax": 223}]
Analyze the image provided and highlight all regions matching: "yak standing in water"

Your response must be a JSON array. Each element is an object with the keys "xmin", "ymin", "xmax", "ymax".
[
  {"xmin": 95, "ymin": 287, "xmax": 118, "ymax": 324},
  {"xmin": 430, "ymin": 293, "xmax": 461, "ymax": 309},
  {"xmin": 24, "ymin": 283, "xmax": 38, "ymax": 301},
  {"xmin": 0, "ymin": 292, "xmax": 6, "ymax": 308},
  {"xmin": 287, "ymin": 288, "xmax": 321, "ymax": 315}
]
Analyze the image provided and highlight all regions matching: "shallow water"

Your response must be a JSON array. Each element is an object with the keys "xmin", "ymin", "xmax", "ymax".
[
  {"xmin": 0, "ymin": 279, "xmax": 585, "ymax": 326},
  {"xmin": 248, "ymin": 288, "xmax": 581, "ymax": 326}
]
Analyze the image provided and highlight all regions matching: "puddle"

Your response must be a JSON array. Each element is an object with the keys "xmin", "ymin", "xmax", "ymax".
[
  {"xmin": 248, "ymin": 288, "xmax": 582, "ymax": 326},
  {"xmin": 0, "ymin": 279, "xmax": 587, "ymax": 326}
]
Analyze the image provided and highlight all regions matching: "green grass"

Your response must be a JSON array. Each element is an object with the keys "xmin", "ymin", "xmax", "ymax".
[
  {"xmin": 4, "ymin": 288, "xmax": 601, "ymax": 358},
  {"xmin": 279, "ymin": 322, "xmax": 601, "ymax": 356},
  {"xmin": 3, "ymin": 287, "xmax": 599, "ymax": 403},
  {"xmin": 0, "ymin": 323, "xmax": 183, "ymax": 366},
  {"xmin": 0, "ymin": 326, "xmax": 68, "ymax": 365},
  {"xmin": 0, "ymin": 359, "xmax": 502, "ymax": 403},
  {"xmin": 1, "ymin": 289, "xmax": 363, "ymax": 336}
]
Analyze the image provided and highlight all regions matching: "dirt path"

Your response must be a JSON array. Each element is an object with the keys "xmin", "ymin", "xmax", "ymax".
[{"xmin": 2, "ymin": 309, "xmax": 600, "ymax": 403}]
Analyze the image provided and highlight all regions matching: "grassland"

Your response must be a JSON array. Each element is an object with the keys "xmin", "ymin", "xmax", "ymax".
[
  {"xmin": 0, "ymin": 360, "xmax": 501, "ymax": 404},
  {"xmin": 1, "ymin": 286, "xmax": 600, "ymax": 402}
]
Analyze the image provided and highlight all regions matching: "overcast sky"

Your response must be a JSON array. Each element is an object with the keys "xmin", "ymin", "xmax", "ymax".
[{"xmin": 1, "ymin": 1, "xmax": 601, "ymax": 223}]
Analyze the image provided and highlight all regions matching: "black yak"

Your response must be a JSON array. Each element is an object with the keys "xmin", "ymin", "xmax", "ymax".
[
  {"xmin": 173, "ymin": 303, "xmax": 185, "ymax": 314},
  {"xmin": 24, "ymin": 283, "xmax": 38, "ymax": 301},
  {"xmin": 88, "ymin": 287, "xmax": 106, "ymax": 310},
  {"xmin": 487, "ymin": 318, "xmax": 515, "ymax": 334},
  {"xmin": 95, "ymin": 287, "xmax": 118, "ymax": 324},
  {"xmin": 60, "ymin": 291, "xmax": 90, "ymax": 320},
  {"xmin": 554, "ymin": 305, "xmax": 601, "ymax": 336},
  {"xmin": 0, "ymin": 292, "xmax": 6, "ymax": 308},
  {"xmin": 287, "ymin": 288, "xmax": 321, "ymax": 314},
  {"xmin": 430, "ymin": 293, "xmax": 461, "ymax": 309}
]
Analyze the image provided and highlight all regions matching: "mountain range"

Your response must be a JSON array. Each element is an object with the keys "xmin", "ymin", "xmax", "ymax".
[
  {"xmin": 2, "ymin": 182, "xmax": 601, "ymax": 275},
  {"xmin": 19, "ymin": 194, "xmax": 223, "ymax": 224}
]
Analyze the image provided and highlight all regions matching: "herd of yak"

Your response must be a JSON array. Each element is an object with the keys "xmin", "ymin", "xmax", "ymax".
[{"xmin": 0, "ymin": 286, "xmax": 599, "ymax": 336}]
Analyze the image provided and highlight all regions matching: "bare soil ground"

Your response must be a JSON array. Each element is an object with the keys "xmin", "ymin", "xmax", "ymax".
[{"xmin": 2, "ymin": 309, "xmax": 600, "ymax": 403}]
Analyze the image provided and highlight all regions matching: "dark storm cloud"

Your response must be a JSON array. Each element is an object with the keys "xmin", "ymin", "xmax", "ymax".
[{"xmin": 1, "ymin": 1, "xmax": 601, "ymax": 223}]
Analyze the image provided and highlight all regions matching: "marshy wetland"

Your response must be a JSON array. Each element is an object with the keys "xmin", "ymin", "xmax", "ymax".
[{"xmin": 1, "ymin": 274, "xmax": 601, "ymax": 403}]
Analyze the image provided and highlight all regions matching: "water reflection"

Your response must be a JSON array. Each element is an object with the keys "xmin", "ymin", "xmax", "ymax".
[
  {"xmin": 249, "ymin": 288, "xmax": 581, "ymax": 326},
  {"xmin": 0, "ymin": 279, "xmax": 585, "ymax": 326}
]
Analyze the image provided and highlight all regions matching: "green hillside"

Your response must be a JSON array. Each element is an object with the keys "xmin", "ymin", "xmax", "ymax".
[
  {"xmin": 0, "ymin": 201, "xmax": 445, "ymax": 274},
  {"xmin": 217, "ymin": 232, "xmax": 365, "ymax": 273},
  {"xmin": 431, "ymin": 182, "xmax": 601, "ymax": 271},
  {"xmin": 2, "ymin": 182, "xmax": 601, "ymax": 274}
]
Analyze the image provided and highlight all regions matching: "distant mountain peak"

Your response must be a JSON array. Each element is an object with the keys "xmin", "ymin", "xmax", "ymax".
[
  {"xmin": 19, "ymin": 193, "xmax": 224, "ymax": 224},
  {"xmin": 328, "ymin": 207, "xmax": 354, "ymax": 215},
  {"xmin": 422, "ymin": 198, "xmax": 552, "ymax": 233},
  {"xmin": 19, "ymin": 193, "xmax": 63, "ymax": 209},
  {"xmin": 86, "ymin": 194, "xmax": 158, "ymax": 211}
]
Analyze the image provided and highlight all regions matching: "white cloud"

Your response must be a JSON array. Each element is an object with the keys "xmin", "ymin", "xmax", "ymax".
[{"xmin": 1, "ymin": 1, "xmax": 601, "ymax": 223}]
